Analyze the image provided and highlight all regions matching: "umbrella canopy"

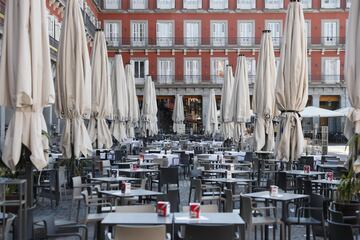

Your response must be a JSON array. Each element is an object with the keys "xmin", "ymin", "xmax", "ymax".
[
  {"xmin": 232, "ymin": 56, "xmax": 251, "ymax": 143},
  {"xmin": 150, "ymin": 80, "xmax": 158, "ymax": 135},
  {"xmin": 141, "ymin": 76, "xmax": 157, "ymax": 137},
  {"xmin": 0, "ymin": 0, "xmax": 55, "ymax": 170},
  {"xmin": 300, "ymin": 106, "xmax": 343, "ymax": 118},
  {"xmin": 275, "ymin": 0, "xmax": 308, "ymax": 162},
  {"xmin": 205, "ymin": 89, "xmax": 218, "ymax": 136},
  {"xmin": 55, "ymin": 0, "xmax": 93, "ymax": 159},
  {"xmin": 335, "ymin": 107, "xmax": 352, "ymax": 116},
  {"xmin": 220, "ymin": 65, "xmax": 235, "ymax": 140},
  {"xmin": 110, "ymin": 54, "xmax": 128, "ymax": 142},
  {"xmin": 172, "ymin": 94, "xmax": 185, "ymax": 134},
  {"xmin": 126, "ymin": 64, "xmax": 140, "ymax": 139},
  {"xmin": 253, "ymin": 31, "xmax": 277, "ymax": 151},
  {"xmin": 88, "ymin": 30, "xmax": 113, "ymax": 149}
]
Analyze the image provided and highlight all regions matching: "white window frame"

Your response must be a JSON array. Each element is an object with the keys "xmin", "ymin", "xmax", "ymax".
[
  {"xmin": 183, "ymin": 0, "xmax": 202, "ymax": 9},
  {"xmin": 210, "ymin": 0, "xmax": 228, "ymax": 9},
  {"xmin": 157, "ymin": 58, "xmax": 175, "ymax": 84},
  {"xmin": 184, "ymin": 21, "xmax": 201, "ymax": 47},
  {"xmin": 131, "ymin": 0, "xmax": 147, "ymax": 9},
  {"xmin": 322, "ymin": 57, "xmax": 340, "ymax": 83},
  {"xmin": 237, "ymin": 0, "xmax": 256, "ymax": 9},
  {"xmin": 104, "ymin": 21, "xmax": 121, "ymax": 47},
  {"xmin": 238, "ymin": 20, "xmax": 255, "ymax": 46},
  {"xmin": 104, "ymin": 0, "xmax": 121, "ymax": 9},
  {"xmin": 184, "ymin": 58, "xmax": 201, "ymax": 84},
  {"xmin": 321, "ymin": 0, "xmax": 340, "ymax": 9},
  {"xmin": 210, "ymin": 58, "xmax": 229, "ymax": 84},
  {"xmin": 247, "ymin": 58, "xmax": 256, "ymax": 83},
  {"xmin": 265, "ymin": 20, "xmax": 282, "ymax": 47},
  {"xmin": 131, "ymin": 58, "xmax": 148, "ymax": 83},
  {"xmin": 322, "ymin": 20, "xmax": 339, "ymax": 46},
  {"xmin": 265, "ymin": 0, "xmax": 284, "ymax": 9},
  {"xmin": 131, "ymin": 21, "xmax": 148, "ymax": 47},
  {"xmin": 305, "ymin": 20, "xmax": 311, "ymax": 44},
  {"xmin": 157, "ymin": 0, "xmax": 175, "ymax": 9},
  {"xmin": 302, "ymin": 0, "xmax": 312, "ymax": 9},
  {"xmin": 156, "ymin": 21, "xmax": 174, "ymax": 47},
  {"xmin": 211, "ymin": 21, "xmax": 228, "ymax": 47},
  {"xmin": 347, "ymin": 0, "xmax": 351, "ymax": 8}
]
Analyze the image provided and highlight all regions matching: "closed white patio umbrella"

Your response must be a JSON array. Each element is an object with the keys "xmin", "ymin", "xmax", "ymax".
[
  {"xmin": 150, "ymin": 80, "xmax": 158, "ymax": 136},
  {"xmin": 141, "ymin": 76, "xmax": 153, "ymax": 137},
  {"xmin": 0, "ymin": 0, "xmax": 55, "ymax": 170},
  {"xmin": 253, "ymin": 30, "xmax": 277, "ymax": 151},
  {"xmin": 111, "ymin": 54, "xmax": 128, "ymax": 142},
  {"xmin": 172, "ymin": 94, "xmax": 185, "ymax": 134},
  {"xmin": 205, "ymin": 89, "xmax": 218, "ymax": 137},
  {"xmin": 344, "ymin": 0, "xmax": 360, "ymax": 172},
  {"xmin": 220, "ymin": 65, "xmax": 235, "ymax": 140},
  {"xmin": 55, "ymin": 0, "xmax": 93, "ymax": 159},
  {"xmin": 126, "ymin": 64, "xmax": 140, "ymax": 139},
  {"xmin": 232, "ymin": 56, "xmax": 252, "ymax": 143},
  {"xmin": 88, "ymin": 30, "xmax": 113, "ymax": 149},
  {"xmin": 275, "ymin": 0, "xmax": 308, "ymax": 163}
]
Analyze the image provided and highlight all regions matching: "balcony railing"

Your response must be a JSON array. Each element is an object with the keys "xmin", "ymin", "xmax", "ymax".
[
  {"xmin": 49, "ymin": 35, "xmax": 59, "ymax": 50},
  {"xmin": 312, "ymin": 75, "xmax": 344, "ymax": 83},
  {"xmin": 81, "ymin": 10, "xmax": 96, "ymax": 38}
]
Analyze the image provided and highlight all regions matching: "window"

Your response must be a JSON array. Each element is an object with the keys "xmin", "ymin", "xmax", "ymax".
[
  {"xmin": 211, "ymin": 58, "xmax": 228, "ymax": 83},
  {"xmin": 322, "ymin": 20, "xmax": 338, "ymax": 46},
  {"xmin": 184, "ymin": 58, "xmax": 201, "ymax": 84},
  {"xmin": 158, "ymin": 59, "xmax": 174, "ymax": 84},
  {"xmin": 48, "ymin": 15, "xmax": 55, "ymax": 38},
  {"xmin": 157, "ymin": 21, "xmax": 174, "ymax": 47},
  {"xmin": 305, "ymin": 20, "xmax": 311, "ymax": 44},
  {"xmin": 265, "ymin": 0, "xmax": 283, "ymax": 9},
  {"xmin": 238, "ymin": 21, "xmax": 254, "ymax": 46},
  {"xmin": 302, "ymin": 0, "xmax": 312, "ymax": 8},
  {"xmin": 105, "ymin": 22, "xmax": 120, "ymax": 47},
  {"xmin": 321, "ymin": 0, "xmax": 340, "ymax": 8},
  {"xmin": 210, "ymin": 0, "xmax": 228, "ymax": 9},
  {"xmin": 266, "ymin": 21, "xmax": 282, "ymax": 46},
  {"xmin": 104, "ymin": 0, "xmax": 120, "ymax": 9},
  {"xmin": 183, "ymin": 0, "xmax": 202, "ymax": 9},
  {"xmin": 211, "ymin": 21, "xmax": 227, "ymax": 47},
  {"xmin": 157, "ymin": 0, "xmax": 175, "ymax": 9},
  {"xmin": 322, "ymin": 58, "xmax": 340, "ymax": 83},
  {"xmin": 131, "ymin": 21, "xmax": 147, "ymax": 47},
  {"xmin": 237, "ymin": 0, "xmax": 256, "ymax": 9},
  {"xmin": 131, "ymin": 59, "xmax": 148, "ymax": 84},
  {"xmin": 184, "ymin": 21, "xmax": 201, "ymax": 47},
  {"xmin": 247, "ymin": 58, "xmax": 256, "ymax": 83},
  {"xmin": 131, "ymin": 0, "xmax": 147, "ymax": 9},
  {"xmin": 347, "ymin": 0, "xmax": 351, "ymax": 8}
]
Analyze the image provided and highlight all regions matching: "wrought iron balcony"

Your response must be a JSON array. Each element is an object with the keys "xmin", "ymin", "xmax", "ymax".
[
  {"xmin": 311, "ymin": 75, "xmax": 344, "ymax": 84},
  {"xmin": 81, "ymin": 9, "xmax": 96, "ymax": 38}
]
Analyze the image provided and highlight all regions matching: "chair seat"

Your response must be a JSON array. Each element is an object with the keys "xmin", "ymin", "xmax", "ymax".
[
  {"xmin": 285, "ymin": 217, "xmax": 321, "ymax": 225},
  {"xmin": 252, "ymin": 216, "xmax": 280, "ymax": 226},
  {"xmin": 87, "ymin": 213, "xmax": 109, "ymax": 223}
]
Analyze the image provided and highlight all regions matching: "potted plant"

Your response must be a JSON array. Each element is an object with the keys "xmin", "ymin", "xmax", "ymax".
[{"xmin": 335, "ymin": 134, "xmax": 360, "ymax": 221}]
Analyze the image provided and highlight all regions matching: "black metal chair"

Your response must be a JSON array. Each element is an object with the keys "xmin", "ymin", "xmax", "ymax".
[
  {"xmin": 179, "ymin": 152, "xmax": 191, "ymax": 179},
  {"xmin": 184, "ymin": 224, "xmax": 235, "ymax": 240},
  {"xmin": 158, "ymin": 167, "xmax": 180, "ymax": 192},
  {"xmin": 327, "ymin": 220, "xmax": 360, "ymax": 240},
  {"xmin": 157, "ymin": 189, "xmax": 180, "ymax": 213}
]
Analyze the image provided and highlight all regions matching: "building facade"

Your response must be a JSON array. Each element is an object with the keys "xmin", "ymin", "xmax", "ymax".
[{"xmin": 0, "ymin": 0, "xmax": 352, "ymax": 143}]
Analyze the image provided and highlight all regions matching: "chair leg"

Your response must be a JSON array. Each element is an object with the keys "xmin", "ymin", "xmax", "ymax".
[
  {"xmin": 76, "ymin": 199, "xmax": 81, "ymax": 222},
  {"xmin": 288, "ymin": 225, "xmax": 291, "ymax": 240},
  {"xmin": 255, "ymin": 226, "xmax": 257, "ymax": 240}
]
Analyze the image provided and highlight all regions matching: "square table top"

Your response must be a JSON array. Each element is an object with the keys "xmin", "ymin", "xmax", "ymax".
[
  {"xmin": 283, "ymin": 170, "xmax": 326, "ymax": 177},
  {"xmin": 174, "ymin": 212, "xmax": 245, "ymax": 225},
  {"xmin": 317, "ymin": 164, "xmax": 346, "ymax": 169},
  {"xmin": 243, "ymin": 191, "xmax": 309, "ymax": 201},
  {"xmin": 203, "ymin": 178, "xmax": 254, "ymax": 184},
  {"xmin": 102, "ymin": 213, "xmax": 173, "ymax": 225},
  {"xmin": 90, "ymin": 177, "xmax": 140, "ymax": 183},
  {"xmin": 312, "ymin": 179, "xmax": 341, "ymax": 185},
  {"xmin": 203, "ymin": 169, "xmax": 251, "ymax": 174},
  {"xmin": 118, "ymin": 168, "xmax": 159, "ymax": 173},
  {"xmin": 99, "ymin": 189, "xmax": 164, "ymax": 198}
]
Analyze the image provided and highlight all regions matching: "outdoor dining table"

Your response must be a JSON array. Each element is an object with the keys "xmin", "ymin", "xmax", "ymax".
[
  {"xmin": 203, "ymin": 169, "xmax": 252, "ymax": 178},
  {"xmin": 90, "ymin": 177, "xmax": 140, "ymax": 189},
  {"xmin": 99, "ymin": 189, "xmax": 164, "ymax": 202},
  {"xmin": 174, "ymin": 212, "xmax": 246, "ymax": 240},
  {"xmin": 243, "ymin": 191, "xmax": 309, "ymax": 240},
  {"xmin": 203, "ymin": 177, "xmax": 254, "ymax": 193},
  {"xmin": 283, "ymin": 170, "xmax": 326, "ymax": 179},
  {"xmin": 316, "ymin": 163, "xmax": 346, "ymax": 171},
  {"xmin": 113, "ymin": 162, "xmax": 160, "ymax": 169},
  {"xmin": 117, "ymin": 168, "xmax": 160, "ymax": 178},
  {"xmin": 312, "ymin": 179, "xmax": 340, "ymax": 198},
  {"xmin": 101, "ymin": 213, "xmax": 173, "ymax": 240}
]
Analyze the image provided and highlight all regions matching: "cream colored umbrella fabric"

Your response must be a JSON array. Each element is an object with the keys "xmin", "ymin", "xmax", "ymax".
[
  {"xmin": 172, "ymin": 94, "xmax": 185, "ymax": 134},
  {"xmin": 140, "ymin": 76, "xmax": 153, "ymax": 137},
  {"xmin": 275, "ymin": 1, "xmax": 308, "ymax": 162},
  {"xmin": 150, "ymin": 80, "xmax": 158, "ymax": 135},
  {"xmin": 125, "ymin": 64, "xmax": 140, "ymax": 139},
  {"xmin": 232, "ymin": 56, "xmax": 251, "ymax": 143},
  {"xmin": 0, "ymin": 0, "xmax": 55, "ymax": 170},
  {"xmin": 220, "ymin": 65, "xmax": 235, "ymax": 140},
  {"xmin": 205, "ymin": 89, "xmax": 218, "ymax": 136},
  {"xmin": 253, "ymin": 31, "xmax": 277, "ymax": 151},
  {"xmin": 88, "ymin": 30, "xmax": 113, "ymax": 149},
  {"xmin": 111, "ymin": 54, "xmax": 128, "ymax": 142},
  {"xmin": 344, "ymin": 0, "xmax": 360, "ymax": 172},
  {"xmin": 55, "ymin": 0, "xmax": 93, "ymax": 159}
]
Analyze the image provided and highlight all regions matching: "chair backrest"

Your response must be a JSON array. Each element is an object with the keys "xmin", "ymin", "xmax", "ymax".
[
  {"xmin": 114, "ymin": 225, "xmax": 166, "ymax": 240},
  {"xmin": 159, "ymin": 167, "xmax": 179, "ymax": 187},
  {"xmin": 184, "ymin": 224, "xmax": 234, "ymax": 240},
  {"xmin": 224, "ymin": 189, "xmax": 233, "ymax": 213},
  {"xmin": 328, "ymin": 207, "xmax": 344, "ymax": 223},
  {"xmin": 58, "ymin": 166, "xmax": 67, "ymax": 186},
  {"xmin": 1, "ymin": 213, "xmax": 16, "ymax": 240},
  {"xmin": 115, "ymin": 205, "xmax": 156, "ymax": 213},
  {"xmin": 102, "ymin": 160, "xmax": 111, "ymax": 176},
  {"xmin": 327, "ymin": 220, "xmax": 355, "ymax": 240},
  {"xmin": 43, "ymin": 215, "xmax": 58, "ymax": 235},
  {"xmin": 309, "ymin": 194, "xmax": 325, "ymax": 221},
  {"xmin": 240, "ymin": 195, "xmax": 253, "ymax": 225},
  {"xmin": 182, "ymin": 204, "xmax": 218, "ymax": 213},
  {"xmin": 275, "ymin": 172, "xmax": 287, "ymax": 192},
  {"xmin": 193, "ymin": 179, "xmax": 202, "ymax": 203},
  {"xmin": 303, "ymin": 179, "xmax": 313, "ymax": 195},
  {"xmin": 72, "ymin": 176, "xmax": 82, "ymax": 198}
]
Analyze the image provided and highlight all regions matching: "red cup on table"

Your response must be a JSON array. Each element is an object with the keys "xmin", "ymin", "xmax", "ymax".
[
  {"xmin": 157, "ymin": 201, "xmax": 170, "ymax": 216},
  {"xmin": 304, "ymin": 165, "xmax": 311, "ymax": 173},
  {"xmin": 189, "ymin": 203, "xmax": 201, "ymax": 218},
  {"xmin": 326, "ymin": 171, "xmax": 334, "ymax": 181}
]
